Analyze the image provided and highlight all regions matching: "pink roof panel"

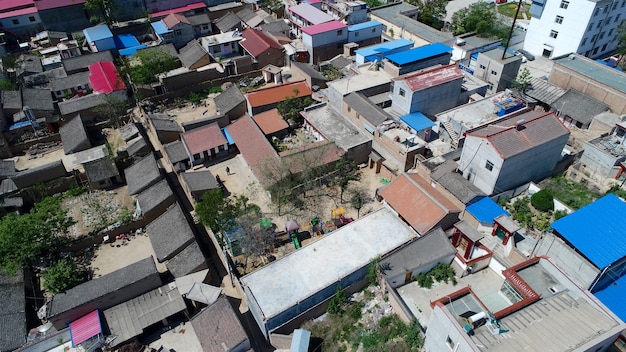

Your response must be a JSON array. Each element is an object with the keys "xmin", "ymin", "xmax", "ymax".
[
  {"xmin": 302, "ymin": 20, "xmax": 347, "ymax": 36},
  {"xmin": 34, "ymin": 0, "xmax": 86, "ymax": 10},
  {"xmin": 0, "ymin": 0, "xmax": 34, "ymax": 12},
  {"xmin": 149, "ymin": 2, "xmax": 206, "ymax": 18},
  {"xmin": 88, "ymin": 61, "xmax": 126, "ymax": 94},
  {"xmin": 0, "ymin": 6, "xmax": 37, "ymax": 19},
  {"xmin": 69, "ymin": 310, "xmax": 102, "ymax": 346}
]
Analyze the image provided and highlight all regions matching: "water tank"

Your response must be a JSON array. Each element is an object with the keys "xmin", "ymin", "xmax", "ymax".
[{"xmin": 468, "ymin": 311, "xmax": 486, "ymax": 328}]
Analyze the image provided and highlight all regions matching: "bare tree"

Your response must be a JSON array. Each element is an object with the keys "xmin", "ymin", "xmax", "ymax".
[
  {"xmin": 349, "ymin": 186, "xmax": 371, "ymax": 218},
  {"xmin": 237, "ymin": 212, "xmax": 274, "ymax": 272}
]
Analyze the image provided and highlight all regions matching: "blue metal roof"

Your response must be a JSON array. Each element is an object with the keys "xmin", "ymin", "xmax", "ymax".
[
  {"xmin": 222, "ymin": 128, "xmax": 235, "ymax": 145},
  {"xmin": 115, "ymin": 34, "xmax": 140, "ymax": 49},
  {"xmin": 8, "ymin": 121, "xmax": 32, "ymax": 131},
  {"xmin": 348, "ymin": 20, "xmax": 382, "ymax": 32},
  {"xmin": 355, "ymin": 39, "xmax": 413, "ymax": 61},
  {"xmin": 594, "ymin": 274, "xmax": 626, "ymax": 322},
  {"xmin": 151, "ymin": 21, "xmax": 172, "ymax": 35},
  {"xmin": 119, "ymin": 45, "xmax": 147, "ymax": 56},
  {"xmin": 83, "ymin": 24, "xmax": 113, "ymax": 43},
  {"xmin": 290, "ymin": 329, "xmax": 311, "ymax": 352},
  {"xmin": 400, "ymin": 112, "xmax": 434, "ymax": 132},
  {"xmin": 386, "ymin": 42, "xmax": 452, "ymax": 66},
  {"xmin": 466, "ymin": 197, "xmax": 510, "ymax": 224},
  {"xmin": 551, "ymin": 194, "xmax": 626, "ymax": 269}
]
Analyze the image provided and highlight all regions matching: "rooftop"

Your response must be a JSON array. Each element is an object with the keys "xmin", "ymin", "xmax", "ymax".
[
  {"xmin": 178, "ymin": 40, "xmax": 208, "ymax": 68},
  {"xmin": 62, "ymin": 51, "xmax": 114, "ymax": 73},
  {"xmin": 180, "ymin": 170, "xmax": 220, "ymax": 193},
  {"xmin": 392, "ymin": 64, "xmax": 463, "ymax": 92},
  {"xmin": 200, "ymin": 31, "xmax": 242, "ymax": 47},
  {"xmin": 163, "ymin": 140, "xmax": 189, "ymax": 164},
  {"xmin": 124, "ymin": 154, "xmax": 162, "ymax": 195},
  {"xmin": 252, "ymin": 108, "xmax": 289, "ymax": 135},
  {"xmin": 354, "ymin": 38, "xmax": 414, "ymax": 62},
  {"xmin": 135, "ymin": 179, "xmax": 174, "ymax": 216},
  {"xmin": 0, "ymin": 271, "xmax": 26, "ymax": 352},
  {"xmin": 466, "ymin": 111, "xmax": 569, "ymax": 159},
  {"xmin": 524, "ymin": 78, "xmax": 565, "ymax": 105},
  {"xmin": 379, "ymin": 173, "xmax": 460, "ymax": 234},
  {"xmin": 163, "ymin": 13, "xmax": 190, "ymax": 30},
  {"xmin": 241, "ymin": 207, "xmax": 416, "ymax": 320},
  {"xmin": 436, "ymin": 91, "xmax": 526, "ymax": 131},
  {"xmin": 552, "ymin": 89, "xmax": 610, "ymax": 125},
  {"xmin": 479, "ymin": 47, "xmax": 521, "ymax": 64},
  {"xmin": 146, "ymin": 203, "xmax": 196, "ymax": 262},
  {"xmin": 343, "ymin": 92, "xmax": 391, "ymax": 126},
  {"xmin": 191, "ymin": 296, "xmax": 249, "ymax": 351},
  {"xmin": 245, "ymin": 81, "xmax": 312, "ymax": 108},
  {"xmin": 386, "ymin": 42, "xmax": 452, "ymax": 66},
  {"xmin": 465, "ymin": 196, "xmax": 510, "ymax": 224},
  {"xmin": 430, "ymin": 163, "xmax": 485, "ymax": 205},
  {"xmin": 149, "ymin": 114, "xmax": 183, "ymax": 132},
  {"xmin": 553, "ymin": 53, "xmax": 626, "ymax": 94},
  {"xmin": 182, "ymin": 123, "xmax": 227, "ymax": 155},
  {"xmin": 83, "ymin": 157, "xmax": 119, "ymax": 183},
  {"xmin": 327, "ymin": 65, "xmax": 392, "ymax": 95},
  {"xmin": 551, "ymin": 194, "xmax": 626, "ymax": 269},
  {"xmin": 59, "ymin": 115, "xmax": 90, "ymax": 154},
  {"xmin": 83, "ymin": 24, "xmax": 113, "ymax": 43},
  {"xmin": 289, "ymin": 3, "xmax": 333, "ymax": 25},
  {"xmin": 400, "ymin": 112, "xmax": 435, "ymax": 131},
  {"xmin": 48, "ymin": 257, "xmax": 158, "ymax": 317},
  {"xmin": 148, "ymin": 1, "xmax": 206, "ymax": 18},
  {"xmin": 50, "ymin": 71, "xmax": 90, "ymax": 92},
  {"xmin": 302, "ymin": 20, "xmax": 347, "ymax": 36},
  {"xmin": 240, "ymin": 27, "xmax": 283, "ymax": 58},
  {"xmin": 88, "ymin": 61, "xmax": 125, "ymax": 94},
  {"xmin": 370, "ymin": 2, "xmax": 452, "ymax": 43},
  {"xmin": 301, "ymin": 103, "xmax": 371, "ymax": 150},
  {"xmin": 348, "ymin": 20, "xmax": 382, "ymax": 31},
  {"xmin": 214, "ymin": 84, "xmax": 246, "ymax": 115},
  {"xmin": 166, "ymin": 241, "xmax": 207, "ymax": 278}
]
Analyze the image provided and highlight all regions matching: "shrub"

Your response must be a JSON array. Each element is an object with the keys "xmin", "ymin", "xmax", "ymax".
[
  {"xmin": 554, "ymin": 209, "xmax": 568, "ymax": 220},
  {"xmin": 42, "ymin": 259, "xmax": 85, "ymax": 294},
  {"xmin": 531, "ymin": 189, "xmax": 554, "ymax": 212}
]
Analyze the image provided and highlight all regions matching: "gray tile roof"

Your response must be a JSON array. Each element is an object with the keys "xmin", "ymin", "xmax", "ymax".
[
  {"xmin": 191, "ymin": 296, "xmax": 249, "ymax": 352},
  {"xmin": 50, "ymin": 71, "xmax": 91, "ymax": 92},
  {"xmin": 343, "ymin": 92, "xmax": 390, "ymax": 126},
  {"xmin": 187, "ymin": 13, "xmax": 211, "ymax": 26},
  {"xmin": 146, "ymin": 203, "xmax": 196, "ymax": 262},
  {"xmin": 83, "ymin": 157, "xmax": 119, "ymax": 183},
  {"xmin": 62, "ymin": 50, "xmax": 114, "ymax": 73},
  {"xmin": 179, "ymin": 40, "xmax": 208, "ymax": 68},
  {"xmin": 553, "ymin": 53, "xmax": 626, "ymax": 94},
  {"xmin": 552, "ymin": 89, "xmax": 610, "ymax": 125},
  {"xmin": 166, "ymin": 241, "xmax": 207, "ymax": 278},
  {"xmin": 1, "ymin": 90, "xmax": 22, "ymax": 110},
  {"xmin": 0, "ymin": 178, "xmax": 17, "ymax": 196},
  {"xmin": 454, "ymin": 220, "xmax": 484, "ymax": 242},
  {"xmin": 214, "ymin": 84, "xmax": 245, "ymax": 116},
  {"xmin": 164, "ymin": 140, "xmax": 189, "ymax": 164},
  {"xmin": 0, "ymin": 271, "xmax": 26, "ymax": 352},
  {"xmin": 381, "ymin": 227, "xmax": 456, "ymax": 280},
  {"xmin": 13, "ymin": 160, "xmax": 67, "ymax": 189},
  {"xmin": 59, "ymin": 115, "xmax": 91, "ymax": 154},
  {"xmin": 124, "ymin": 154, "xmax": 161, "ymax": 195},
  {"xmin": 291, "ymin": 61, "xmax": 327, "ymax": 81},
  {"xmin": 23, "ymin": 67, "xmax": 67, "ymax": 88},
  {"xmin": 0, "ymin": 160, "xmax": 16, "ymax": 179},
  {"xmin": 215, "ymin": 12, "xmax": 242, "ymax": 33},
  {"xmin": 126, "ymin": 136, "xmax": 149, "ymax": 157},
  {"xmin": 149, "ymin": 114, "xmax": 182, "ymax": 132},
  {"xmin": 17, "ymin": 54, "xmax": 43, "ymax": 76},
  {"xmin": 137, "ymin": 43, "xmax": 178, "ymax": 58},
  {"xmin": 22, "ymin": 88, "xmax": 55, "ymax": 111},
  {"xmin": 327, "ymin": 55, "xmax": 352, "ymax": 70},
  {"xmin": 58, "ymin": 93, "xmax": 107, "ymax": 116},
  {"xmin": 260, "ymin": 20, "xmax": 290, "ymax": 37},
  {"xmin": 181, "ymin": 170, "xmax": 220, "ymax": 193},
  {"xmin": 136, "ymin": 179, "xmax": 174, "ymax": 216},
  {"xmin": 48, "ymin": 257, "xmax": 158, "ymax": 317},
  {"xmin": 118, "ymin": 123, "xmax": 139, "ymax": 142},
  {"xmin": 431, "ymin": 162, "xmax": 485, "ymax": 204}
]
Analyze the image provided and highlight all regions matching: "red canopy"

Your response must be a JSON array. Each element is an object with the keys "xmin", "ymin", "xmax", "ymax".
[
  {"xmin": 88, "ymin": 61, "xmax": 126, "ymax": 94},
  {"xmin": 69, "ymin": 310, "xmax": 102, "ymax": 346}
]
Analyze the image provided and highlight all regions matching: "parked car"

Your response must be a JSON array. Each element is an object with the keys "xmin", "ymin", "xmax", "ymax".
[{"xmin": 516, "ymin": 49, "xmax": 535, "ymax": 61}]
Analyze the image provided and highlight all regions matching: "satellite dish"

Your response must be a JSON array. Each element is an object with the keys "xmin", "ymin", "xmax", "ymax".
[{"xmin": 38, "ymin": 322, "xmax": 53, "ymax": 333}]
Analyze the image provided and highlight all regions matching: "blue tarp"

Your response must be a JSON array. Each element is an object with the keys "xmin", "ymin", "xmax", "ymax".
[
  {"xmin": 466, "ymin": 197, "xmax": 510, "ymax": 224},
  {"xmin": 8, "ymin": 121, "xmax": 32, "ymax": 131},
  {"xmin": 551, "ymin": 194, "xmax": 626, "ymax": 269},
  {"xmin": 386, "ymin": 42, "xmax": 452, "ymax": 65},
  {"xmin": 115, "ymin": 34, "xmax": 141, "ymax": 49},
  {"xmin": 119, "ymin": 45, "xmax": 147, "ymax": 56},
  {"xmin": 399, "ymin": 112, "xmax": 434, "ymax": 132},
  {"xmin": 222, "ymin": 128, "xmax": 235, "ymax": 145},
  {"xmin": 595, "ymin": 274, "xmax": 626, "ymax": 322}
]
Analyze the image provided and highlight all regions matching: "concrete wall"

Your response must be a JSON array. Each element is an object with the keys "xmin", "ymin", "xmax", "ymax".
[
  {"xmin": 346, "ymin": 139, "xmax": 372, "ymax": 165},
  {"xmin": 391, "ymin": 76, "xmax": 463, "ymax": 116},
  {"xmin": 171, "ymin": 24, "xmax": 196, "ymax": 50},
  {"xmin": 475, "ymin": 55, "xmax": 522, "ymax": 95},
  {"xmin": 459, "ymin": 136, "xmax": 503, "ymax": 195},
  {"xmin": 254, "ymin": 48, "xmax": 285, "ymax": 70},
  {"xmin": 423, "ymin": 305, "xmax": 475, "ymax": 352},
  {"xmin": 384, "ymin": 280, "xmax": 415, "ymax": 323},
  {"xmin": 369, "ymin": 14, "xmax": 430, "ymax": 48},
  {"xmin": 0, "ymin": 13, "xmax": 42, "ymax": 39},
  {"xmin": 383, "ymin": 53, "xmax": 451, "ymax": 77},
  {"xmin": 385, "ymin": 255, "xmax": 455, "ymax": 288},
  {"xmin": 532, "ymin": 232, "xmax": 599, "ymax": 289},
  {"xmin": 549, "ymin": 60, "xmax": 626, "ymax": 115},
  {"xmin": 580, "ymin": 141, "xmax": 623, "ymax": 178}
]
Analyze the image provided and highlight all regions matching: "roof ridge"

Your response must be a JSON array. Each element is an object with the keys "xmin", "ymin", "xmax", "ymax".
[
  {"xmin": 403, "ymin": 173, "xmax": 449, "ymax": 213},
  {"xmin": 473, "ymin": 111, "xmax": 552, "ymax": 138}
]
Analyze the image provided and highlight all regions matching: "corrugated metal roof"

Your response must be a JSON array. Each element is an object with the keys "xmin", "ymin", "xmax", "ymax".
[
  {"xmin": 594, "ymin": 274, "xmax": 626, "ymax": 321},
  {"xmin": 69, "ymin": 310, "xmax": 101, "ymax": 347},
  {"xmin": 355, "ymin": 38, "xmax": 413, "ymax": 62},
  {"xmin": 83, "ymin": 24, "xmax": 113, "ymax": 43},
  {"xmin": 302, "ymin": 20, "xmax": 346, "ymax": 36},
  {"xmin": 465, "ymin": 197, "xmax": 509, "ymax": 224},
  {"xmin": 348, "ymin": 20, "xmax": 382, "ymax": 31},
  {"xmin": 289, "ymin": 3, "xmax": 333, "ymax": 24},
  {"xmin": 525, "ymin": 77, "xmax": 565, "ymax": 105},
  {"xmin": 400, "ymin": 112, "xmax": 434, "ymax": 131},
  {"xmin": 551, "ymin": 194, "xmax": 626, "ymax": 269},
  {"xmin": 386, "ymin": 42, "xmax": 452, "ymax": 66}
]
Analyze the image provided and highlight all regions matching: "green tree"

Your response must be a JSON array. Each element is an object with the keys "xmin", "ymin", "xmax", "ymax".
[
  {"xmin": 363, "ymin": 0, "xmax": 382, "ymax": 8},
  {"xmin": 93, "ymin": 95, "xmax": 130, "ymax": 127},
  {"xmin": 450, "ymin": 2, "xmax": 508, "ymax": 39},
  {"xmin": 348, "ymin": 187, "xmax": 369, "ymax": 218},
  {"xmin": 195, "ymin": 189, "xmax": 242, "ymax": 236},
  {"xmin": 617, "ymin": 21, "xmax": 626, "ymax": 68},
  {"xmin": 0, "ymin": 196, "xmax": 75, "ymax": 274},
  {"xmin": 407, "ymin": 0, "xmax": 447, "ymax": 29},
  {"xmin": 511, "ymin": 67, "xmax": 533, "ymax": 92},
  {"xmin": 327, "ymin": 284, "xmax": 347, "ymax": 315},
  {"xmin": 42, "ymin": 259, "xmax": 85, "ymax": 294},
  {"xmin": 127, "ymin": 48, "xmax": 179, "ymax": 85},
  {"xmin": 276, "ymin": 91, "xmax": 314, "ymax": 125},
  {"xmin": 84, "ymin": 0, "xmax": 118, "ymax": 25},
  {"xmin": 531, "ymin": 189, "xmax": 554, "ymax": 212}
]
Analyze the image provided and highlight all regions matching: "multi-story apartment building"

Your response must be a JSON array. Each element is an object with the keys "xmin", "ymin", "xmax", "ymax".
[{"xmin": 525, "ymin": 0, "xmax": 626, "ymax": 59}]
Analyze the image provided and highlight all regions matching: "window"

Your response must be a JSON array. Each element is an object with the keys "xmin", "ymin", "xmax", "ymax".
[
  {"xmin": 202, "ymin": 24, "xmax": 209, "ymax": 30},
  {"xmin": 218, "ymin": 145, "xmax": 225, "ymax": 152},
  {"xmin": 399, "ymin": 88, "xmax": 405, "ymax": 97},
  {"xmin": 616, "ymin": 14, "xmax": 621, "ymax": 22},
  {"xmin": 606, "ymin": 17, "xmax": 612, "ymax": 24},
  {"xmin": 597, "ymin": 21, "xmax": 602, "ymax": 28},
  {"xmin": 599, "ymin": 31, "xmax": 605, "ymax": 39},
  {"xmin": 585, "ymin": 49, "xmax": 591, "ymax": 56},
  {"xmin": 356, "ymin": 113, "xmax": 360, "ymax": 119},
  {"xmin": 12, "ymin": 19, "xmax": 19, "ymax": 25},
  {"xmin": 555, "ymin": 15, "xmax": 563, "ymax": 24},
  {"xmin": 550, "ymin": 30, "xmax": 559, "ymax": 38},
  {"xmin": 604, "ymin": 6, "xmax": 609, "ymax": 13},
  {"xmin": 591, "ymin": 34, "xmax": 597, "ymax": 42},
  {"xmin": 491, "ymin": 70, "xmax": 497, "ymax": 75},
  {"xmin": 609, "ymin": 28, "xmax": 614, "ymax": 36},
  {"xmin": 214, "ymin": 45, "xmax": 221, "ymax": 53},
  {"xmin": 485, "ymin": 160, "xmax": 494, "ymax": 171},
  {"xmin": 602, "ymin": 43, "xmax": 608, "ymax": 51},
  {"xmin": 622, "ymin": 0, "xmax": 625, "ymax": 8},
  {"xmin": 587, "ymin": 23, "xmax": 594, "ymax": 31},
  {"xmin": 581, "ymin": 37, "xmax": 587, "ymax": 46},
  {"xmin": 347, "ymin": 106, "xmax": 351, "ymax": 112},
  {"xmin": 594, "ymin": 8, "xmax": 599, "ymax": 16},
  {"xmin": 560, "ymin": 0, "xmax": 569, "ymax": 9},
  {"xmin": 487, "ymin": 83, "xmax": 493, "ymax": 91},
  {"xmin": 175, "ymin": 29, "xmax": 182, "ymax": 36},
  {"xmin": 337, "ymin": 29, "xmax": 343, "ymax": 35},
  {"xmin": 371, "ymin": 27, "xmax": 376, "ymax": 32},
  {"xmin": 29, "ymin": 16, "xmax": 35, "ymax": 22},
  {"xmin": 479, "ymin": 64, "xmax": 486, "ymax": 69},
  {"xmin": 354, "ymin": 31, "xmax": 359, "ymax": 37},
  {"xmin": 446, "ymin": 336, "xmax": 455, "ymax": 349},
  {"xmin": 593, "ymin": 46, "xmax": 599, "ymax": 55},
  {"xmin": 613, "ymin": 2, "xmax": 618, "ymax": 9}
]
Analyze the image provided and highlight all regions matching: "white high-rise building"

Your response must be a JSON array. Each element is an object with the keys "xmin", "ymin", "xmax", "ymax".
[{"xmin": 524, "ymin": 0, "xmax": 626, "ymax": 59}]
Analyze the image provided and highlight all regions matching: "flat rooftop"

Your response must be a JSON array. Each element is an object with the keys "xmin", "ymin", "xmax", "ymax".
[
  {"xmin": 327, "ymin": 65, "xmax": 392, "ymax": 95},
  {"xmin": 301, "ymin": 103, "xmax": 371, "ymax": 150},
  {"xmin": 553, "ymin": 53, "xmax": 626, "ymax": 94},
  {"xmin": 436, "ymin": 92, "xmax": 522, "ymax": 129},
  {"xmin": 241, "ymin": 207, "xmax": 417, "ymax": 320},
  {"xmin": 200, "ymin": 31, "xmax": 242, "ymax": 46},
  {"xmin": 586, "ymin": 131, "xmax": 626, "ymax": 158}
]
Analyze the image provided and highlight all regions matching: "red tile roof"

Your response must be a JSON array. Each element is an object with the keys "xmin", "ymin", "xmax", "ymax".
[
  {"xmin": 149, "ymin": 2, "xmax": 206, "ymax": 18},
  {"xmin": 239, "ymin": 27, "xmax": 283, "ymax": 58},
  {"xmin": 88, "ymin": 61, "xmax": 125, "ymax": 94},
  {"xmin": 380, "ymin": 173, "xmax": 460, "ymax": 234},
  {"xmin": 227, "ymin": 115, "xmax": 279, "ymax": 183},
  {"xmin": 183, "ymin": 123, "xmax": 227, "ymax": 155},
  {"xmin": 392, "ymin": 65, "xmax": 464, "ymax": 92},
  {"xmin": 0, "ymin": 0, "xmax": 34, "ymax": 12},
  {"xmin": 0, "ymin": 6, "xmax": 37, "ymax": 19},
  {"xmin": 252, "ymin": 108, "xmax": 289, "ymax": 135},
  {"xmin": 466, "ymin": 111, "xmax": 570, "ymax": 159},
  {"xmin": 245, "ymin": 81, "xmax": 312, "ymax": 108},
  {"xmin": 163, "ymin": 13, "xmax": 190, "ymax": 29}
]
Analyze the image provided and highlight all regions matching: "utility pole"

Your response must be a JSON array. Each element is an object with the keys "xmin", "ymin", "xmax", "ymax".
[{"xmin": 502, "ymin": 0, "xmax": 524, "ymax": 60}]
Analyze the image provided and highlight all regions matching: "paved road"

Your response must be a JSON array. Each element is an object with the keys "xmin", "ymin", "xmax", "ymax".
[{"xmin": 445, "ymin": 0, "xmax": 485, "ymax": 23}]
